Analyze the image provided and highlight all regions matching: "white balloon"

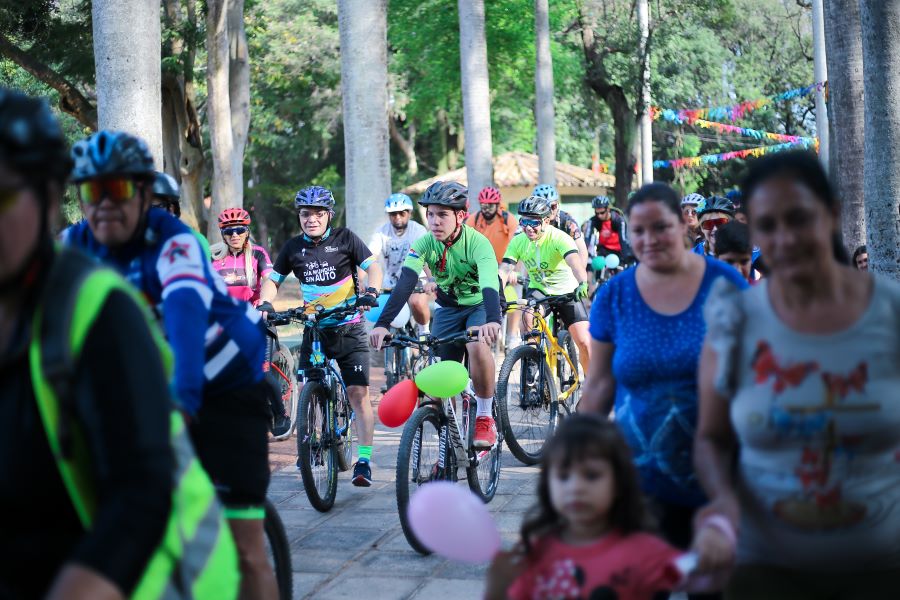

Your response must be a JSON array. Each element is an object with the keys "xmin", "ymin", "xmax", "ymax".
[
  {"xmin": 604, "ymin": 253, "xmax": 621, "ymax": 269},
  {"xmin": 391, "ymin": 302, "xmax": 412, "ymax": 329}
]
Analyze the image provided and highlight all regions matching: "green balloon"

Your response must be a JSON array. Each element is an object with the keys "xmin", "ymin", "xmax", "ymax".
[
  {"xmin": 591, "ymin": 255, "xmax": 606, "ymax": 271},
  {"xmin": 415, "ymin": 360, "xmax": 470, "ymax": 397}
]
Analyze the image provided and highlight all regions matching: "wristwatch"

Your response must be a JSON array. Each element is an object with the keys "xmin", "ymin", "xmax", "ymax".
[{"xmin": 364, "ymin": 286, "xmax": 379, "ymax": 297}]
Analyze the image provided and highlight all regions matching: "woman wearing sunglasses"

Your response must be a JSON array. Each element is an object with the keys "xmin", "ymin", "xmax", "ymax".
[
  {"xmin": 212, "ymin": 208, "xmax": 273, "ymax": 306},
  {"xmin": 693, "ymin": 196, "xmax": 735, "ymax": 257}
]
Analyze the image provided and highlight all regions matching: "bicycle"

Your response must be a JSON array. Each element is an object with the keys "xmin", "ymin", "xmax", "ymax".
[
  {"xmin": 267, "ymin": 304, "xmax": 359, "ymax": 512},
  {"xmin": 495, "ymin": 291, "xmax": 582, "ymax": 465},
  {"xmin": 386, "ymin": 331, "xmax": 503, "ymax": 555},
  {"xmin": 264, "ymin": 314, "xmax": 300, "ymax": 441},
  {"xmin": 262, "ymin": 498, "xmax": 293, "ymax": 600},
  {"xmin": 382, "ymin": 283, "xmax": 426, "ymax": 391}
]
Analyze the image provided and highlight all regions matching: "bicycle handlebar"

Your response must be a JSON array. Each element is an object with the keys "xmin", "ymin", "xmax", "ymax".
[
  {"xmin": 507, "ymin": 291, "xmax": 579, "ymax": 309},
  {"xmin": 266, "ymin": 303, "xmax": 362, "ymax": 326},
  {"xmin": 382, "ymin": 329, "xmax": 478, "ymax": 350}
]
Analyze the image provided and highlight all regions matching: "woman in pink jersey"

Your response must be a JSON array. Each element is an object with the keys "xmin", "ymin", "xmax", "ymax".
[{"xmin": 212, "ymin": 208, "xmax": 273, "ymax": 305}]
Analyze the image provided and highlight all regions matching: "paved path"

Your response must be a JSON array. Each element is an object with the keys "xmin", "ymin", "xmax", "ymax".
[{"xmin": 267, "ymin": 372, "xmax": 540, "ymax": 600}]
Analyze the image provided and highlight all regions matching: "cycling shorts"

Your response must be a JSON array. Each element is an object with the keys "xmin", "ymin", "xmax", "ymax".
[
  {"xmin": 189, "ymin": 380, "xmax": 271, "ymax": 508},
  {"xmin": 432, "ymin": 304, "xmax": 486, "ymax": 362},
  {"xmin": 297, "ymin": 321, "xmax": 370, "ymax": 387},
  {"xmin": 524, "ymin": 288, "xmax": 588, "ymax": 329}
]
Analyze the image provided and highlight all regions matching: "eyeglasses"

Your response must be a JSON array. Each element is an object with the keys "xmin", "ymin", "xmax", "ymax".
[
  {"xmin": 520, "ymin": 218, "xmax": 543, "ymax": 229},
  {"xmin": 682, "ymin": 207, "xmax": 697, "ymax": 216},
  {"xmin": 701, "ymin": 217, "xmax": 730, "ymax": 231},
  {"xmin": 221, "ymin": 226, "xmax": 249, "ymax": 237},
  {"xmin": 299, "ymin": 209, "xmax": 328, "ymax": 220},
  {"xmin": 596, "ymin": 208, "xmax": 609, "ymax": 214},
  {"xmin": 77, "ymin": 177, "xmax": 137, "ymax": 205}
]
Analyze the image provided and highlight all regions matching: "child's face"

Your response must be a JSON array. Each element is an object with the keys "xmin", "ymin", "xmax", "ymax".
[
  {"xmin": 718, "ymin": 251, "xmax": 752, "ymax": 280},
  {"xmin": 548, "ymin": 457, "xmax": 616, "ymax": 532}
]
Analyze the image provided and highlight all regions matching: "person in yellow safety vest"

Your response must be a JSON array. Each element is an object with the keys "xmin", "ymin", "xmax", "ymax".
[{"xmin": 0, "ymin": 89, "xmax": 239, "ymax": 600}]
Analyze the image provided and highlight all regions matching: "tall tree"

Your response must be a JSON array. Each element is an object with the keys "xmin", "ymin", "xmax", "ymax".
[
  {"xmin": 338, "ymin": 0, "xmax": 391, "ymax": 247},
  {"xmin": 859, "ymin": 1, "xmax": 900, "ymax": 279},
  {"xmin": 458, "ymin": 0, "xmax": 494, "ymax": 208},
  {"xmin": 205, "ymin": 0, "xmax": 250, "ymax": 239},
  {"xmin": 92, "ymin": 0, "xmax": 162, "ymax": 163},
  {"xmin": 824, "ymin": 0, "xmax": 865, "ymax": 250},
  {"xmin": 534, "ymin": 0, "xmax": 556, "ymax": 185}
]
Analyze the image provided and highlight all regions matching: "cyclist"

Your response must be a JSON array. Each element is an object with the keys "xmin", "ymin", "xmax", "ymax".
[
  {"xmin": 151, "ymin": 170, "xmax": 212, "ymax": 260},
  {"xmin": 681, "ymin": 192, "xmax": 704, "ymax": 247},
  {"xmin": 531, "ymin": 183, "xmax": 588, "ymax": 266},
  {"xmin": 257, "ymin": 186, "xmax": 383, "ymax": 487},
  {"xmin": 693, "ymin": 195, "xmax": 735, "ymax": 256},
  {"xmin": 212, "ymin": 207, "xmax": 273, "ymax": 306},
  {"xmin": 581, "ymin": 194, "xmax": 629, "ymax": 266},
  {"xmin": 368, "ymin": 181, "xmax": 502, "ymax": 449},
  {"xmin": 500, "ymin": 195, "xmax": 592, "ymax": 374},
  {"xmin": 368, "ymin": 193, "xmax": 430, "ymax": 336},
  {"xmin": 63, "ymin": 131, "xmax": 276, "ymax": 598}
]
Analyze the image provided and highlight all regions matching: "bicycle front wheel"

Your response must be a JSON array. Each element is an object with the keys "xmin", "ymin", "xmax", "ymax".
[
  {"xmin": 396, "ymin": 405, "xmax": 445, "ymax": 555},
  {"xmin": 297, "ymin": 381, "xmax": 338, "ymax": 512},
  {"xmin": 334, "ymin": 380, "xmax": 354, "ymax": 473},
  {"xmin": 557, "ymin": 331, "xmax": 581, "ymax": 412},
  {"xmin": 466, "ymin": 400, "xmax": 502, "ymax": 502},
  {"xmin": 496, "ymin": 344, "xmax": 558, "ymax": 465},
  {"xmin": 263, "ymin": 499, "xmax": 293, "ymax": 600}
]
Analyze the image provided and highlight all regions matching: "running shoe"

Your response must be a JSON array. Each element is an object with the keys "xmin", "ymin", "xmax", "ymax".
[
  {"xmin": 352, "ymin": 460, "xmax": 373, "ymax": 487},
  {"xmin": 474, "ymin": 416, "xmax": 498, "ymax": 449}
]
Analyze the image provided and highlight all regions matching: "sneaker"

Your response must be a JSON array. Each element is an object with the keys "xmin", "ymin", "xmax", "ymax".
[
  {"xmin": 473, "ymin": 416, "xmax": 497, "ymax": 449},
  {"xmin": 272, "ymin": 414, "xmax": 291, "ymax": 438},
  {"xmin": 352, "ymin": 460, "xmax": 373, "ymax": 487}
]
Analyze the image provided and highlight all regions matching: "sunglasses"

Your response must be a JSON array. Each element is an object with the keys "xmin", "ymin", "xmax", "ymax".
[
  {"xmin": 77, "ymin": 177, "xmax": 137, "ymax": 205},
  {"xmin": 520, "ymin": 218, "xmax": 543, "ymax": 229},
  {"xmin": 682, "ymin": 207, "xmax": 697, "ymax": 216},
  {"xmin": 701, "ymin": 217, "xmax": 730, "ymax": 231},
  {"xmin": 222, "ymin": 226, "xmax": 249, "ymax": 236}
]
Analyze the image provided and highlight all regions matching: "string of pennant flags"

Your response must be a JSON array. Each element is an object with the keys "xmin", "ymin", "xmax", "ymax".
[
  {"xmin": 652, "ymin": 138, "xmax": 818, "ymax": 170},
  {"xmin": 660, "ymin": 115, "xmax": 814, "ymax": 145}
]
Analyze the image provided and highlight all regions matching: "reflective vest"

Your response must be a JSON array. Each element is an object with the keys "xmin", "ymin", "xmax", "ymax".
[{"xmin": 28, "ymin": 248, "xmax": 239, "ymax": 600}]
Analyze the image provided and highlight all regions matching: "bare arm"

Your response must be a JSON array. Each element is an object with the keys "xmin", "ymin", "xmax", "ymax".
[
  {"xmin": 46, "ymin": 565, "xmax": 124, "ymax": 600},
  {"xmin": 564, "ymin": 252, "xmax": 587, "ymax": 283},
  {"xmin": 258, "ymin": 277, "xmax": 280, "ymax": 304},
  {"xmin": 364, "ymin": 260, "xmax": 383, "ymax": 291},
  {"xmin": 499, "ymin": 261, "xmax": 518, "ymax": 287},
  {"xmin": 578, "ymin": 338, "xmax": 615, "ymax": 415},
  {"xmin": 575, "ymin": 236, "xmax": 589, "ymax": 268}
]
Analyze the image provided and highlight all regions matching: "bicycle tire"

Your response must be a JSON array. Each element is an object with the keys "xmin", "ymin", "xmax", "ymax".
[
  {"xmin": 495, "ymin": 344, "xmax": 558, "ymax": 465},
  {"xmin": 396, "ymin": 405, "xmax": 445, "ymax": 555},
  {"xmin": 263, "ymin": 499, "xmax": 293, "ymax": 600},
  {"xmin": 334, "ymin": 379, "xmax": 354, "ymax": 473},
  {"xmin": 557, "ymin": 331, "xmax": 581, "ymax": 412},
  {"xmin": 466, "ymin": 400, "xmax": 502, "ymax": 502},
  {"xmin": 270, "ymin": 346, "xmax": 298, "ymax": 441},
  {"xmin": 384, "ymin": 345, "xmax": 398, "ymax": 390},
  {"xmin": 296, "ymin": 381, "xmax": 338, "ymax": 512}
]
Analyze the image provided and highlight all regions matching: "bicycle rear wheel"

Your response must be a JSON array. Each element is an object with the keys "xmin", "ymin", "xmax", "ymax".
[
  {"xmin": 556, "ymin": 331, "xmax": 581, "ymax": 412},
  {"xmin": 334, "ymin": 380, "xmax": 354, "ymax": 473},
  {"xmin": 396, "ymin": 405, "xmax": 446, "ymax": 555},
  {"xmin": 270, "ymin": 345, "xmax": 298, "ymax": 441},
  {"xmin": 297, "ymin": 382, "xmax": 338, "ymax": 512},
  {"xmin": 495, "ymin": 344, "xmax": 558, "ymax": 465},
  {"xmin": 263, "ymin": 499, "xmax": 293, "ymax": 600},
  {"xmin": 466, "ymin": 400, "xmax": 502, "ymax": 502}
]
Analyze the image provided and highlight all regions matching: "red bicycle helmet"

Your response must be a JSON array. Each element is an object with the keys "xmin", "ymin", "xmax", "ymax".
[
  {"xmin": 478, "ymin": 186, "xmax": 502, "ymax": 204},
  {"xmin": 218, "ymin": 207, "xmax": 251, "ymax": 228}
]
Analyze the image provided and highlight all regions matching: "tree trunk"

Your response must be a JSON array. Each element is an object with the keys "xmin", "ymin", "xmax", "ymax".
[
  {"xmin": 824, "ymin": 0, "xmax": 865, "ymax": 250},
  {"xmin": 637, "ymin": 0, "xmax": 653, "ymax": 184},
  {"xmin": 458, "ymin": 0, "xmax": 494, "ymax": 210},
  {"xmin": 338, "ymin": 0, "xmax": 392, "ymax": 245},
  {"xmin": 859, "ymin": 1, "xmax": 900, "ymax": 279},
  {"xmin": 92, "ymin": 0, "xmax": 162, "ymax": 164},
  {"xmin": 534, "ymin": 0, "xmax": 556, "ymax": 186},
  {"xmin": 228, "ymin": 0, "xmax": 250, "ymax": 191},
  {"xmin": 389, "ymin": 116, "xmax": 419, "ymax": 176}
]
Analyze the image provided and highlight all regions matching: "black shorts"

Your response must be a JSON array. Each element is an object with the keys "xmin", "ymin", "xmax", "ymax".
[
  {"xmin": 431, "ymin": 304, "xmax": 487, "ymax": 362},
  {"xmin": 297, "ymin": 321, "xmax": 370, "ymax": 387},
  {"xmin": 189, "ymin": 380, "xmax": 271, "ymax": 507},
  {"xmin": 524, "ymin": 288, "xmax": 588, "ymax": 329}
]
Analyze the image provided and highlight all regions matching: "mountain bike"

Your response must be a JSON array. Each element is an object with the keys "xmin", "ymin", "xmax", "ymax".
[
  {"xmin": 262, "ymin": 498, "xmax": 292, "ymax": 600},
  {"xmin": 495, "ymin": 291, "xmax": 582, "ymax": 465},
  {"xmin": 268, "ymin": 304, "xmax": 358, "ymax": 512},
  {"xmin": 382, "ymin": 283, "xmax": 426, "ymax": 391},
  {"xmin": 264, "ymin": 314, "xmax": 299, "ymax": 441},
  {"xmin": 386, "ymin": 331, "xmax": 503, "ymax": 555}
]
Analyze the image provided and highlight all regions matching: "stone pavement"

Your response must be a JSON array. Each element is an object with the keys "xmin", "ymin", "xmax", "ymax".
[{"xmin": 267, "ymin": 399, "xmax": 540, "ymax": 600}]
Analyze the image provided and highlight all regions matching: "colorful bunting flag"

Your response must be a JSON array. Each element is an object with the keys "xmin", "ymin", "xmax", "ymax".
[
  {"xmin": 652, "ymin": 138, "xmax": 818, "ymax": 170},
  {"xmin": 650, "ymin": 82, "xmax": 826, "ymax": 124}
]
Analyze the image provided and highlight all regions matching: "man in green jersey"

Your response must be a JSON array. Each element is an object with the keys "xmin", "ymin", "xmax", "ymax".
[
  {"xmin": 500, "ymin": 195, "xmax": 591, "ymax": 374},
  {"xmin": 369, "ymin": 181, "xmax": 502, "ymax": 448}
]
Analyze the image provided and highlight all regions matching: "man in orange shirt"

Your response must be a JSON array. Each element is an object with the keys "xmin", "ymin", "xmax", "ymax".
[{"xmin": 466, "ymin": 186, "xmax": 518, "ymax": 262}]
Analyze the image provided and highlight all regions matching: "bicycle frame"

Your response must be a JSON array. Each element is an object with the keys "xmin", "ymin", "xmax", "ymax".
[{"xmin": 510, "ymin": 301, "xmax": 580, "ymax": 404}]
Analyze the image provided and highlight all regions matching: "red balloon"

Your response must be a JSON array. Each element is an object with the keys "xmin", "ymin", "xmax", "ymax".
[{"xmin": 378, "ymin": 379, "xmax": 419, "ymax": 427}]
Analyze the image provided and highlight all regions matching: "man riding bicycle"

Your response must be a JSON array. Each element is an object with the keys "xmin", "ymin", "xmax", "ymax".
[
  {"xmin": 368, "ymin": 181, "xmax": 502, "ymax": 449},
  {"xmin": 63, "ymin": 131, "xmax": 277, "ymax": 598},
  {"xmin": 257, "ymin": 185, "xmax": 383, "ymax": 487},
  {"xmin": 581, "ymin": 195, "xmax": 629, "ymax": 266},
  {"xmin": 367, "ymin": 192, "xmax": 430, "ymax": 336},
  {"xmin": 531, "ymin": 183, "xmax": 588, "ymax": 266},
  {"xmin": 500, "ymin": 195, "xmax": 592, "ymax": 374}
]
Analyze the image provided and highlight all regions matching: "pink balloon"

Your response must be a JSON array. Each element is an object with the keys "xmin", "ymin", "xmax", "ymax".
[{"xmin": 407, "ymin": 482, "xmax": 501, "ymax": 563}]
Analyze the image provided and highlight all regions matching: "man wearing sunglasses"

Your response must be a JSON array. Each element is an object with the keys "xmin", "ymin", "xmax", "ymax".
[
  {"xmin": 531, "ymin": 183, "xmax": 589, "ymax": 267},
  {"xmin": 693, "ymin": 195, "xmax": 736, "ymax": 257},
  {"xmin": 581, "ymin": 195, "xmax": 630, "ymax": 268},
  {"xmin": 500, "ymin": 195, "xmax": 592, "ymax": 374},
  {"xmin": 63, "ymin": 130, "xmax": 278, "ymax": 598}
]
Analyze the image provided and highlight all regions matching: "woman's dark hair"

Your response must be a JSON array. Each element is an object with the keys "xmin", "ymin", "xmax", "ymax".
[
  {"xmin": 714, "ymin": 221, "xmax": 751, "ymax": 256},
  {"xmin": 625, "ymin": 182, "xmax": 683, "ymax": 222},
  {"xmin": 519, "ymin": 415, "xmax": 651, "ymax": 554},
  {"xmin": 741, "ymin": 150, "xmax": 850, "ymax": 264},
  {"xmin": 852, "ymin": 245, "xmax": 867, "ymax": 263}
]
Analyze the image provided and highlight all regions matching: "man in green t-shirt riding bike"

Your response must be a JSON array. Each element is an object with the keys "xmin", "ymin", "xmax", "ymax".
[{"xmin": 368, "ymin": 181, "xmax": 502, "ymax": 449}]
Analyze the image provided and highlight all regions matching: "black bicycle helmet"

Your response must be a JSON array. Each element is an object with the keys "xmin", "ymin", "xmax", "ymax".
[
  {"xmin": 70, "ymin": 130, "xmax": 155, "ymax": 183},
  {"xmin": 0, "ymin": 88, "xmax": 71, "ymax": 183},
  {"xmin": 517, "ymin": 195, "xmax": 552, "ymax": 218},
  {"xmin": 152, "ymin": 171, "xmax": 180, "ymax": 200},
  {"xmin": 294, "ymin": 185, "xmax": 336, "ymax": 211},
  {"xmin": 697, "ymin": 195, "xmax": 735, "ymax": 218},
  {"xmin": 591, "ymin": 195, "xmax": 611, "ymax": 209},
  {"xmin": 418, "ymin": 180, "xmax": 468, "ymax": 210}
]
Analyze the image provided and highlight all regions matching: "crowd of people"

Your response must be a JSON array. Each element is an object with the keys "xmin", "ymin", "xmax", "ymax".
[{"xmin": 2, "ymin": 84, "xmax": 898, "ymax": 600}]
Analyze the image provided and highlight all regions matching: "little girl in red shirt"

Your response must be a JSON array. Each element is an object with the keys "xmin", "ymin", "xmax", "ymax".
[{"xmin": 485, "ymin": 415, "xmax": 732, "ymax": 600}]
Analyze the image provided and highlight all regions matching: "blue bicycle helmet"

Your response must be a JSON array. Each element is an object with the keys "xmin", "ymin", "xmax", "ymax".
[
  {"xmin": 532, "ymin": 183, "xmax": 559, "ymax": 203},
  {"xmin": 294, "ymin": 185, "xmax": 336, "ymax": 211},
  {"xmin": 681, "ymin": 192, "xmax": 705, "ymax": 207},
  {"xmin": 697, "ymin": 195, "xmax": 735, "ymax": 218},
  {"xmin": 70, "ymin": 130, "xmax": 155, "ymax": 183},
  {"xmin": 591, "ymin": 195, "xmax": 610, "ymax": 209},
  {"xmin": 384, "ymin": 193, "xmax": 414, "ymax": 213}
]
